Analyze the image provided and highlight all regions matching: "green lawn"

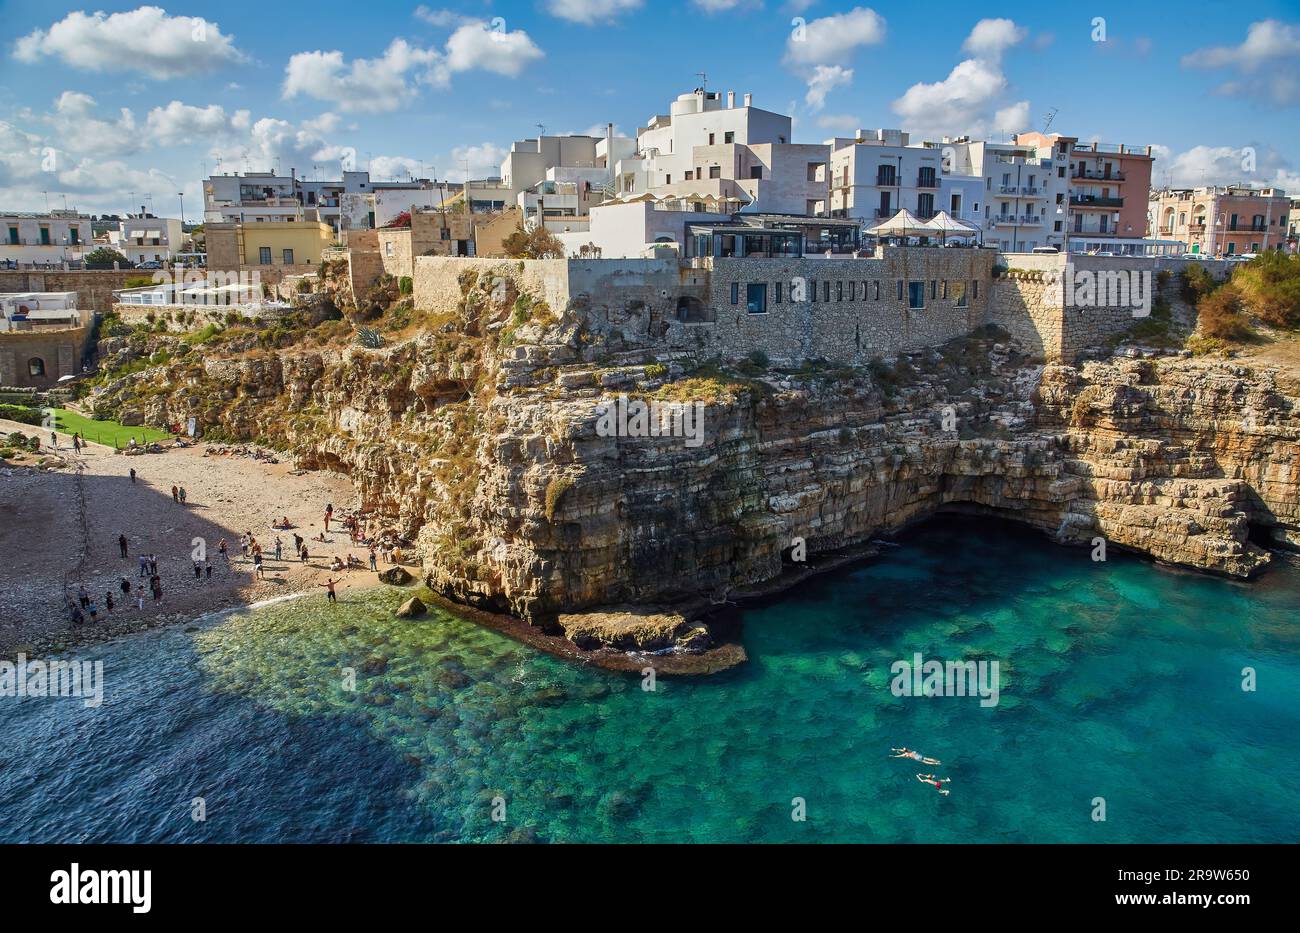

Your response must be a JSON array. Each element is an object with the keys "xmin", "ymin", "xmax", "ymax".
[{"xmin": 49, "ymin": 408, "xmax": 174, "ymax": 448}]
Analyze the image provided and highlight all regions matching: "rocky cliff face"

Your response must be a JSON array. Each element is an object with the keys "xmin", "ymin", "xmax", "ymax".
[{"xmin": 90, "ymin": 275, "xmax": 1300, "ymax": 652}]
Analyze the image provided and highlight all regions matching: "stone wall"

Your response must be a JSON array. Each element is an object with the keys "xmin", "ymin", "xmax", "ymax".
[
  {"xmin": 0, "ymin": 270, "xmax": 142, "ymax": 312},
  {"xmin": 0, "ymin": 326, "xmax": 92, "ymax": 387}
]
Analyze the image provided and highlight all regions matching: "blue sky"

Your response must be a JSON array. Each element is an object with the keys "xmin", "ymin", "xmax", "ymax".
[{"xmin": 1, "ymin": 1, "xmax": 1298, "ymax": 218}]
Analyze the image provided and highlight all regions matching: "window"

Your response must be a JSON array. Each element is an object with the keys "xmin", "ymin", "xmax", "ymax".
[
  {"xmin": 897, "ymin": 280, "xmax": 904, "ymax": 301},
  {"xmin": 971, "ymin": 280, "xmax": 979, "ymax": 300},
  {"xmin": 746, "ymin": 283, "xmax": 767, "ymax": 314},
  {"xmin": 749, "ymin": 165, "xmax": 762, "ymax": 179},
  {"xmin": 848, "ymin": 281, "xmax": 856, "ymax": 301},
  {"xmin": 283, "ymin": 248, "xmax": 294, "ymax": 265},
  {"xmin": 28, "ymin": 357, "xmax": 45, "ymax": 377},
  {"xmin": 39, "ymin": 227, "xmax": 51, "ymax": 245},
  {"xmin": 666, "ymin": 174, "xmax": 672, "ymax": 184},
  {"xmin": 729, "ymin": 282, "xmax": 741, "ymax": 304},
  {"xmin": 807, "ymin": 162, "xmax": 823, "ymax": 182},
  {"xmin": 724, "ymin": 131, "xmax": 734, "ymax": 144},
  {"xmin": 953, "ymin": 282, "xmax": 968, "ymax": 307},
  {"xmin": 877, "ymin": 164, "xmax": 897, "ymax": 186},
  {"xmin": 874, "ymin": 281, "xmax": 881, "ymax": 300},
  {"xmin": 259, "ymin": 247, "xmax": 272, "ymax": 264},
  {"xmin": 384, "ymin": 241, "xmax": 394, "ymax": 257},
  {"xmin": 807, "ymin": 280, "xmax": 815, "ymax": 301},
  {"xmin": 908, "ymin": 281, "xmax": 926, "ymax": 309},
  {"xmin": 709, "ymin": 166, "xmax": 721, "ymax": 179},
  {"xmin": 6, "ymin": 227, "xmax": 17, "ymax": 245},
  {"xmin": 70, "ymin": 228, "xmax": 80, "ymax": 245},
  {"xmin": 941, "ymin": 280, "xmax": 948, "ymax": 300},
  {"xmin": 774, "ymin": 282, "xmax": 783, "ymax": 304},
  {"xmin": 930, "ymin": 280, "xmax": 937, "ymax": 300},
  {"xmin": 918, "ymin": 166, "xmax": 936, "ymax": 187},
  {"xmin": 708, "ymin": 133, "xmax": 715, "ymax": 145},
  {"xmin": 822, "ymin": 281, "xmax": 830, "ymax": 302},
  {"xmin": 440, "ymin": 228, "xmax": 450, "ymax": 240},
  {"xmin": 836, "ymin": 281, "xmax": 844, "ymax": 301}
]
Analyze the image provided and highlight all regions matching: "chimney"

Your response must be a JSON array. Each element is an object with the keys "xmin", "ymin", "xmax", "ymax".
[
  {"xmin": 727, "ymin": 91, "xmax": 736, "ymax": 108},
  {"xmin": 743, "ymin": 93, "xmax": 752, "ymax": 107}
]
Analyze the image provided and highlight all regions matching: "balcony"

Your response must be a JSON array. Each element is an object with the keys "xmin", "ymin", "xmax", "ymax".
[
  {"xmin": 1020, "ymin": 186, "xmax": 1046, "ymax": 198},
  {"xmin": 1072, "ymin": 169, "xmax": 1125, "ymax": 182},
  {"xmin": 991, "ymin": 215, "xmax": 1042, "ymax": 226},
  {"xmin": 1070, "ymin": 195, "xmax": 1124, "ymax": 209},
  {"xmin": 916, "ymin": 174, "xmax": 939, "ymax": 189}
]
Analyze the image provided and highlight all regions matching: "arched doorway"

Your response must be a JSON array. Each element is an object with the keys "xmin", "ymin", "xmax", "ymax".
[{"xmin": 27, "ymin": 357, "xmax": 46, "ymax": 377}]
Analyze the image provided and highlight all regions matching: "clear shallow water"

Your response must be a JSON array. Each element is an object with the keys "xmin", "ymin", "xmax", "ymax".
[{"xmin": 2, "ymin": 516, "xmax": 1297, "ymax": 843}]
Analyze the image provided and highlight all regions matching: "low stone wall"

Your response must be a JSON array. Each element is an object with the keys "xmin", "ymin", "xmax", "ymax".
[{"xmin": 114, "ymin": 303, "xmax": 291, "ymax": 331}]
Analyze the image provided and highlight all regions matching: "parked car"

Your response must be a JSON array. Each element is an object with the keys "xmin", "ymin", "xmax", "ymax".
[
  {"xmin": 1030, "ymin": 246, "xmax": 1059, "ymax": 254},
  {"xmin": 136, "ymin": 260, "xmax": 164, "ymax": 269}
]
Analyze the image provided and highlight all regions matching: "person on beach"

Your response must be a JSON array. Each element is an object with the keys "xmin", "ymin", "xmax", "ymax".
[
  {"xmin": 151, "ymin": 575, "xmax": 163, "ymax": 605},
  {"xmin": 70, "ymin": 603, "xmax": 85, "ymax": 626},
  {"xmin": 87, "ymin": 599, "xmax": 98, "ymax": 622},
  {"xmin": 148, "ymin": 555, "xmax": 158, "ymax": 577},
  {"xmin": 104, "ymin": 592, "xmax": 114, "ymax": 614},
  {"xmin": 916, "ymin": 774, "xmax": 951, "ymax": 796},
  {"xmin": 78, "ymin": 585, "xmax": 89, "ymax": 609},
  {"xmin": 253, "ymin": 552, "xmax": 265, "ymax": 579},
  {"xmin": 73, "ymin": 435, "xmax": 81, "ymax": 453},
  {"xmin": 178, "ymin": 486, "xmax": 187, "ymax": 505},
  {"xmin": 205, "ymin": 561, "xmax": 213, "ymax": 582},
  {"xmin": 118, "ymin": 533, "xmax": 128, "ymax": 558},
  {"xmin": 171, "ymin": 485, "xmax": 179, "ymax": 502},
  {"xmin": 319, "ymin": 577, "xmax": 339, "ymax": 603},
  {"xmin": 193, "ymin": 562, "xmax": 202, "ymax": 580},
  {"xmin": 239, "ymin": 534, "xmax": 249, "ymax": 558},
  {"xmin": 891, "ymin": 748, "xmax": 941, "ymax": 766},
  {"xmin": 274, "ymin": 538, "xmax": 283, "ymax": 561},
  {"xmin": 300, "ymin": 544, "xmax": 309, "ymax": 563},
  {"xmin": 369, "ymin": 547, "xmax": 377, "ymax": 572},
  {"xmin": 50, "ymin": 431, "xmax": 56, "ymax": 448},
  {"xmin": 137, "ymin": 590, "xmax": 145, "ymax": 611},
  {"xmin": 323, "ymin": 511, "xmax": 331, "ymax": 533},
  {"xmin": 292, "ymin": 532, "xmax": 303, "ymax": 554},
  {"xmin": 119, "ymin": 577, "xmax": 131, "ymax": 597},
  {"xmin": 129, "ymin": 467, "xmax": 137, "ymax": 484},
  {"xmin": 218, "ymin": 538, "xmax": 229, "ymax": 564}
]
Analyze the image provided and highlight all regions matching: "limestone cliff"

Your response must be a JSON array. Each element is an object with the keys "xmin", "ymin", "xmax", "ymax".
[{"xmin": 88, "ymin": 272, "xmax": 1300, "ymax": 653}]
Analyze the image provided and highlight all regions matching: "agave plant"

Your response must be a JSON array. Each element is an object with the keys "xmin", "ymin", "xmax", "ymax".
[{"xmin": 354, "ymin": 326, "xmax": 385, "ymax": 349}]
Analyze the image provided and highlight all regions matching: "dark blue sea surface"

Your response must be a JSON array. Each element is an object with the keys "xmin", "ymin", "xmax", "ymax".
[{"xmin": 2, "ymin": 517, "xmax": 1296, "ymax": 842}]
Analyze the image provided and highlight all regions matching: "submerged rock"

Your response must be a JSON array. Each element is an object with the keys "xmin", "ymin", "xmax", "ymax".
[
  {"xmin": 395, "ymin": 596, "xmax": 427, "ymax": 618},
  {"xmin": 379, "ymin": 566, "xmax": 414, "ymax": 586}
]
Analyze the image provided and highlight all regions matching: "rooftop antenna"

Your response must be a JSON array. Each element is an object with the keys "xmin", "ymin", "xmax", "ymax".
[
  {"xmin": 1041, "ymin": 107, "xmax": 1058, "ymax": 134},
  {"xmin": 696, "ymin": 71, "xmax": 707, "ymax": 93},
  {"xmin": 535, "ymin": 123, "xmax": 546, "ymax": 138}
]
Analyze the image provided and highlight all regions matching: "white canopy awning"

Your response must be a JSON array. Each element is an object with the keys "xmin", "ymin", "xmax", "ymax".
[
  {"xmin": 864, "ymin": 209, "xmax": 927, "ymax": 237},
  {"xmin": 921, "ymin": 211, "xmax": 980, "ymax": 235}
]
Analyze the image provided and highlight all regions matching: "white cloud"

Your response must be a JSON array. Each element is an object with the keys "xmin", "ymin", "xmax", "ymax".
[
  {"xmin": 992, "ymin": 101, "xmax": 1030, "ymax": 135},
  {"xmin": 369, "ymin": 155, "xmax": 424, "ymax": 180},
  {"xmin": 414, "ymin": 6, "xmax": 478, "ymax": 27},
  {"xmin": 1182, "ymin": 20, "xmax": 1300, "ymax": 105},
  {"xmin": 804, "ymin": 65, "xmax": 853, "ymax": 112},
  {"xmin": 145, "ymin": 101, "xmax": 232, "ymax": 146},
  {"xmin": 47, "ymin": 92, "xmax": 140, "ymax": 157},
  {"xmin": 451, "ymin": 142, "xmax": 508, "ymax": 181},
  {"xmin": 785, "ymin": 7, "xmax": 886, "ymax": 67},
  {"xmin": 691, "ymin": 0, "xmax": 752, "ymax": 11},
  {"xmin": 545, "ymin": 0, "xmax": 643, "ymax": 24},
  {"xmin": 443, "ymin": 23, "xmax": 545, "ymax": 78},
  {"xmin": 14, "ymin": 6, "xmax": 243, "ymax": 79},
  {"xmin": 1152, "ymin": 143, "xmax": 1297, "ymax": 189},
  {"xmin": 892, "ymin": 58, "xmax": 1014, "ymax": 138},
  {"xmin": 209, "ymin": 113, "xmax": 355, "ymax": 177},
  {"xmin": 961, "ymin": 18, "xmax": 1027, "ymax": 62},
  {"xmin": 283, "ymin": 40, "xmax": 441, "ymax": 113}
]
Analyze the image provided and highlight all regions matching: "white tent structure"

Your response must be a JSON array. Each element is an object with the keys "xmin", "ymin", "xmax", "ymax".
[
  {"xmin": 864, "ymin": 209, "xmax": 928, "ymax": 239},
  {"xmin": 920, "ymin": 210, "xmax": 981, "ymax": 245}
]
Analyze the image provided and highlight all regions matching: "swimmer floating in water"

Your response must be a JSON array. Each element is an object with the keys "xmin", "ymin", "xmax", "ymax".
[
  {"xmin": 891, "ymin": 747, "xmax": 941, "ymax": 765},
  {"xmin": 916, "ymin": 773, "xmax": 951, "ymax": 796}
]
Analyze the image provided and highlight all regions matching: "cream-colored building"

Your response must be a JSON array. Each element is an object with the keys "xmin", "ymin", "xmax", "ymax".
[
  {"xmin": 205, "ymin": 220, "xmax": 335, "ymax": 276},
  {"xmin": 1149, "ymin": 185, "xmax": 1290, "ymax": 256},
  {"xmin": 1, "ymin": 211, "xmax": 93, "ymax": 265}
]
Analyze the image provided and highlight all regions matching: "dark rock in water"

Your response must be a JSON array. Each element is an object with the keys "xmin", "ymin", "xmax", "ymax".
[
  {"xmin": 436, "ymin": 668, "xmax": 472, "ymax": 690},
  {"xmin": 184, "ymin": 625, "xmax": 200, "ymax": 633},
  {"xmin": 378, "ymin": 566, "xmax": 414, "ymax": 586},
  {"xmin": 340, "ymin": 625, "xmax": 360, "ymax": 636},
  {"xmin": 528, "ymin": 685, "xmax": 569, "ymax": 707},
  {"xmin": 501, "ymin": 826, "xmax": 545, "ymax": 844},
  {"xmin": 359, "ymin": 655, "xmax": 389, "ymax": 676},
  {"xmin": 395, "ymin": 596, "xmax": 427, "ymax": 618},
  {"xmin": 367, "ymin": 692, "xmax": 394, "ymax": 706}
]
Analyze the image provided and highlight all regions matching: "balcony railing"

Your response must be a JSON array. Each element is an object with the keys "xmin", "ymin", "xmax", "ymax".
[
  {"xmin": 1070, "ymin": 196, "xmax": 1124, "ymax": 208},
  {"xmin": 1072, "ymin": 169, "xmax": 1125, "ymax": 181},
  {"xmin": 916, "ymin": 175, "xmax": 939, "ymax": 188},
  {"xmin": 992, "ymin": 215, "xmax": 1042, "ymax": 226}
]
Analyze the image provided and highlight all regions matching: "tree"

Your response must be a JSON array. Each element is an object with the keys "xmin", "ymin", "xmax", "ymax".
[
  {"xmin": 1232, "ymin": 251, "xmax": 1300, "ymax": 329},
  {"xmin": 502, "ymin": 220, "xmax": 565, "ymax": 259},
  {"xmin": 83, "ymin": 246, "xmax": 129, "ymax": 267},
  {"xmin": 1196, "ymin": 283, "xmax": 1252, "ymax": 340}
]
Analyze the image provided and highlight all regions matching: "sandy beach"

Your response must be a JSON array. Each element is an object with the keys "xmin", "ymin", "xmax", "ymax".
[{"xmin": 0, "ymin": 417, "xmax": 399, "ymax": 658}]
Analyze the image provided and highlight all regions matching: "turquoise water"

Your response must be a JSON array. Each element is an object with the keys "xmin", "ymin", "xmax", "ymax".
[{"xmin": 2, "ymin": 516, "xmax": 1297, "ymax": 843}]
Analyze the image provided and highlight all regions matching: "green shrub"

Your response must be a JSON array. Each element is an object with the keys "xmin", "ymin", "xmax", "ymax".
[
  {"xmin": 398, "ymin": 276, "xmax": 413, "ymax": 295},
  {"xmin": 0, "ymin": 404, "xmax": 42, "ymax": 425}
]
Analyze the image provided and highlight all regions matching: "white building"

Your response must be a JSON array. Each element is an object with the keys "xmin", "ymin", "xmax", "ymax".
[
  {"xmin": 615, "ymin": 89, "xmax": 828, "ymax": 217},
  {"xmin": 0, "ymin": 291, "xmax": 83, "ymax": 331},
  {"xmin": 112, "ymin": 213, "xmax": 184, "ymax": 264},
  {"xmin": 1, "ymin": 212, "xmax": 93, "ymax": 265},
  {"xmin": 501, "ymin": 127, "xmax": 636, "ymax": 231},
  {"xmin": 827, "ymin": 129, "xmax": 984, "ymax": 228},
  {"xmin": 942, "ymin": 133, "xmax": 1074, "ymax": 251}
]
